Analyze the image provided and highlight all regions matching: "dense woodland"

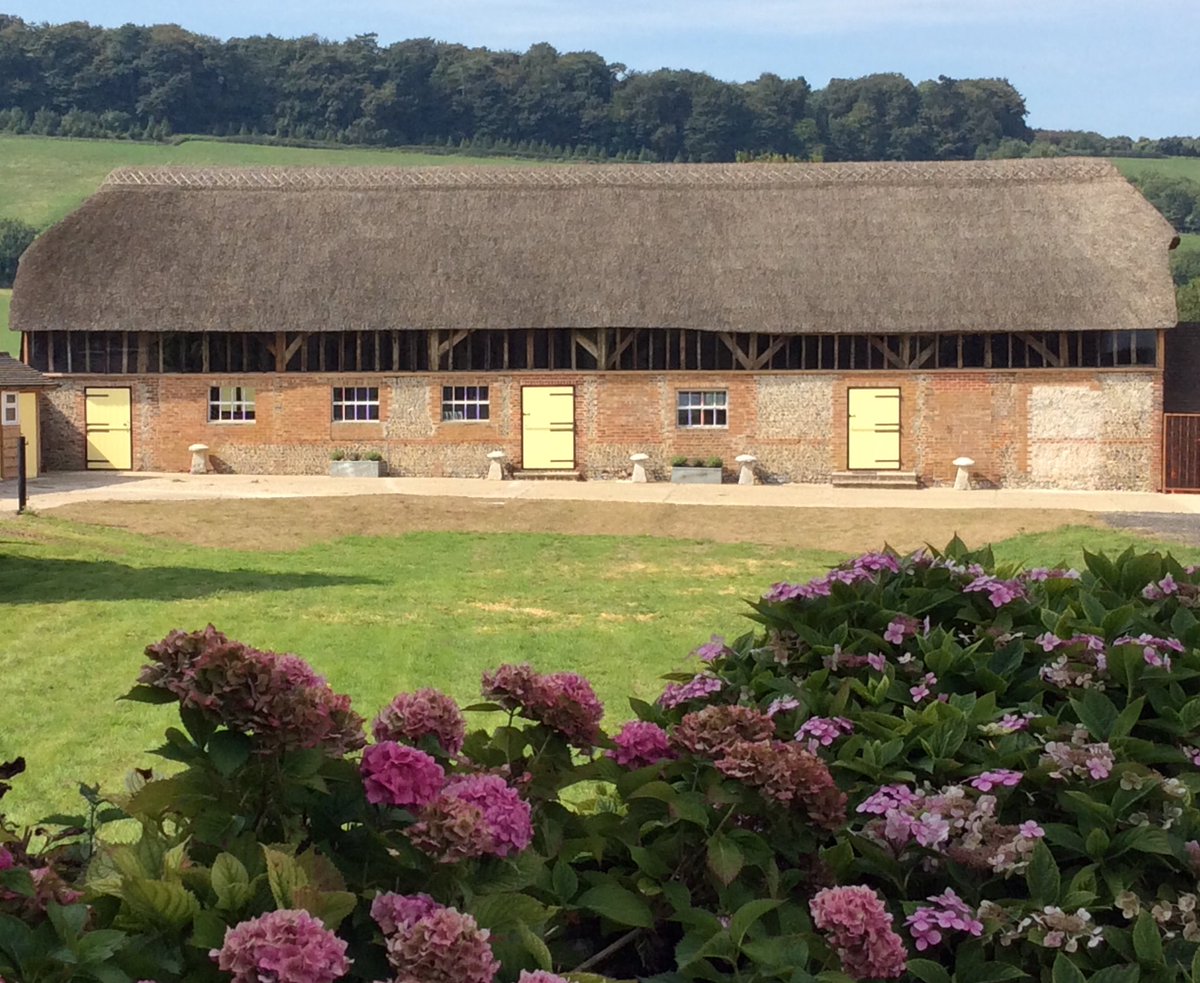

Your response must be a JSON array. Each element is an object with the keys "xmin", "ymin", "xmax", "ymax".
[
  {"xmin": 2, "ymin": 13, "xmax": 1200, "ymax": 315},
  {"xmin": 4, "ymin": 14, "xmax": 1200, "ymax": 163}
]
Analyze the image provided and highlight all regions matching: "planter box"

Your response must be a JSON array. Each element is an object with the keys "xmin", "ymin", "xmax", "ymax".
[
  {"xmin": 329, "ymin": 460, "xmax": 384, "ymax": 477},
  {"xmin": 671, "ymin": 466, "xmax": 723, "ymax": 485}
]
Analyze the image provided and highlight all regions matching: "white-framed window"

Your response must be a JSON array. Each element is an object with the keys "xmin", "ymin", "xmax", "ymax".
[
  {"xmin": 208, "ymin": 385, "xmax": 256, "ymax": 423},
  {"xmin": 1, "ymin": 392, "xmax": 17, "ymax": 426},
  {"xmin": 677, "ymin": 390, "xmax": 728, "ymax": 428},
  {"xmin": 332, "ymin": 386, "xmax": 380, "ymax": 422},
  {"xmin": 441, "ymin": 385, "xmax": 489, "ymax": 422}
]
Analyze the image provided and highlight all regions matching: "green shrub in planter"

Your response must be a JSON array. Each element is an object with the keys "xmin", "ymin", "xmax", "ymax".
[
  {"xmin": 704, "ymin": 456, "xmax": 723, "ymax": 469},
  {"xmin": 364, "ymin": 450, "xmax": 383, "ymax": 462},
  {"xmin": 331, "ymin": 449, "xmax": 346, "ymax": 461},
  {"xmin": 671, "ymin": 455, "xmax": 689, "ymax": 467}
]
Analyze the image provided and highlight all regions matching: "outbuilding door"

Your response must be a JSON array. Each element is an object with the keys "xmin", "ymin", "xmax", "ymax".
[
  {"xmin": 18, "ymin": 392, "xmax": 39, "ymax": 477},
  {"xmin": 85, "ymin": 387, "xmax": 132, "ymax": 470},
  {"xmin": 521, "ymin": 386, "xmax": 575, "ymax": 469},
  {"xmin": 847, "ymin": 387, "xmax": 901, "ymax": 470}
]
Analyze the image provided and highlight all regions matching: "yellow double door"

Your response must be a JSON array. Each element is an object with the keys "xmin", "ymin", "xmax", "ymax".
[
  {"xmin": 85, "ymin": 387, "xmax": 132, "ymax": 470},
  {"xmin": 847, "ymin": 387, "xmax": 901, "ymax": 470},
  {"xmin": 521, "ymin": 386, "xmax": 575, "ymax": 469}
]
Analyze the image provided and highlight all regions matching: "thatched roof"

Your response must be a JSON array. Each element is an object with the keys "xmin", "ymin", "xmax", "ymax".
[
  {"xmin": 0, "ymin": 353, "xmax": 54, "ymax": 389},
  {"xmin": 12, "ymin": 158, "xmax": 1179, "ymax": 335}
]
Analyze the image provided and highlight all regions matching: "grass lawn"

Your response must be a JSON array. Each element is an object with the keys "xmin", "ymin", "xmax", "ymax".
[
  {"xmin": 2, "ymin": 512, "xmax": 1198, "ymax": 823},
  {"xmin": 0, "ymin": 289, "xmax": 13, "ymax": 356},
  {"xmin": 0, "ymin": 134, "xmax": 544, "ymax": 229}
]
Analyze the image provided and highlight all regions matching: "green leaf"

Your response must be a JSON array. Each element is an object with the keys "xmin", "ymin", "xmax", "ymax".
[
  {"xmin": 1051, "ymin": 953, "xmax": 1086, "ymax": 983},
  {"xmin": 1111, "ymin": 826, "xmax": 1173, "ymax": 857},
  {"xmin": 1089, "ymin": 966, "xmax": 1139, "ymax": 983},
  {"xmin": 729, "ymin": 899, "xmax": 782, "ymax": 947},
  {"xmin": 1111, "ymin": 697, "xmax": 1146, "ymax": 740},
  {"xmin": 741, "ymin": 934, "xmax": 808, "ymax": 971},
  {"xmin": 74, "ymin": 929, "xmax": 127, "ymax": 966},
  {"xmin": 292, "ymin": 886, "xmax": 357, "ymax": 930},
  {"xmin": 908, "ymin": 958, "xmax": 952, "ymax": 983},
  {"xmin": 1070, "ymin": 690, "xmax": 1118, "ymax": 741},
  {"xmin": 577, "ymin": 883, "xmax": 654, "ymax": 928},
  {"xmin": 1026, "ymin": 841, "xmax": 1060, "ymax": 904},
  {"xmin": 46, "ymin": 902, "xmax": 89, "ymax": 942},
  {"xmin": 551, "ymin": 860, "xmax": 579, "ymax": 901},
  {"xmin": 211, "ymin": 853, "xmax": 251, "ymax": 911},
  {"xmin": 262, "ymin": 846, "xmax": 307, "ymax": 909},
  {"xmin": 1132, "ymin": 911, "xmax": 1164, "ymax": 966},
  {"xmin": 1083, "ymin": 550, "xmax": 1118, "ymax": 588},
  {"xmin": 706, "ymin": 835, "xmax": 744, "ymax": 887},
  {"xmin": 469, "ymin": 892, "xmax": 550, "ymax": 931},
  {"xmin": 190, "ymin": 909, "xmax": 228, "ymax": 950},
  {"xmin": 517, "ymin": 922, "xmax": 554, "ymax": 972},
  {"xmin": 120, "ymin": 877, "xmax": 201, "ymax": 929},
  {"xmin": 207, "ymin": 730, "xmax": 252, "ymax": 777}
]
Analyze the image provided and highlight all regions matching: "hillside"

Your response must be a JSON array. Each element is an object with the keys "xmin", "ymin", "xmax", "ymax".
[
  {"xmin": 1113, "ymin": 157, "xmax": 1200, "ymax": 183},
  {"xmin": 0, "ymin": 135, "xmax": 541, "ymax": 229}
]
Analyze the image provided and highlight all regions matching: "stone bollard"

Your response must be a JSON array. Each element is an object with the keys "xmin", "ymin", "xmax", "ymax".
[
  {"xmin": 952, "ymin": 456, "xmax": 975, "ymax": 491},
  {"xmin": 188, "ymin": 443, "xmax": 209, "ymax": 475},
  {"xmin": 736, "ymin": 453, "xmax": 757, "ymax": 486},
  {"xmin": 630, "ymin": 452, "xmax": 649, "ymax": 483},
  {"xmin": 486, "ymin": 450, "xmax": 506, "ymax": 481}
]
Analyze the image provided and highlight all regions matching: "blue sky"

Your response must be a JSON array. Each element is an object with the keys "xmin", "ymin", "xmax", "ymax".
[{"xmin": 14, "ymin": 0, "xmax": 1197, "ymax": 138}]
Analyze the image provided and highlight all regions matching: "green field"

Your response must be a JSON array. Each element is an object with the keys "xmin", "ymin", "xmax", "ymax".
[
  {"xmin": 1113, "ymin": 157, "xmax": 1200, "ymax": 183},
  {"xmin": 0, "ymin": 134, "xmax": 540, "ymax": 229},
  {"xmin": 0, "ymin": 516, "xmax": 1196, "ymax": 822},
  {"xmin": 0, "ymin": 288, "xmax": 13, "ymax": 356}
]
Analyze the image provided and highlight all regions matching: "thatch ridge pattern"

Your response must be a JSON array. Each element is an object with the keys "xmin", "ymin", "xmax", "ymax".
[{"xmin": 101, "ymin": 158, "xmax": 1120, "ymax": 191}]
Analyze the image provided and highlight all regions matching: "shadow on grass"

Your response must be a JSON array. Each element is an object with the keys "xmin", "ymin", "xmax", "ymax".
[{"xmin": 0, "ymin": 555, "xmax": 378, "ymax": 603}]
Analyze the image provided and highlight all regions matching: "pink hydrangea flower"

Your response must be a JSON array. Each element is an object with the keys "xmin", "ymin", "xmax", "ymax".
[
  {"xmin": 360, "ymin": 742, "xmax": 445, "ymax": 809},
  {"xmin": 517, "ymin": 973, "xmax": 571, "ymax": 983},
  {"xmin": 964, "ymin": 575, "xmax": 1026, "ymax": 608},
  {"xmin": 884, "ymin": 618, "xmax": 912, "ymax": 645},
  {"xmin": 0, "ymin": 847, "xmax": 12, "ymax": 870},
  {"xmin": 481, "ymin": 664, "xmax": 604, "ymax": 746},
  {"xmin": 693, "ymin": 634, "xmax": 728, "ymax": 662},
  {"xmin": 607, "ymin": 721, "xmax": 674, "ymax": 768},
  {"xmin": 795, "ymin": 716, "xmax": 854, "ymax": 752},
  {"xmin": 968, "ymin": 770, "xmax": 1022, "ymax": 792},
  {"xmin": 658, "ymin": 673, "xmax": 723, "ymax": 709},
  {"xmin": 371, "ymin": 892, "xmax": 440, "ymax": 935},
  {"xmin": 384, "ymin": 904, "xmax": 499, "ymax": 983},
  {"xmin": 905, "ymin": 888, "xmax": 983, "ymax": 951},
  {"xmin": 372, "ymin": 689, "xmax": 466, "ymax": 755},
  {"xmin": 1019, "ymin": 820, "xmax": 1045, "ymax": 839},
  {"xmin": 406, "ymin": 796, "xmax": 495, "ymax": 863},
  {"xmin": 866, "ymin": 653, "xmax": 887, "ymax": 672},
  {"xmin": 211, "ymin": 909, "xmax": 350, "ymax": 983},
  {"xmin": 857, "ymin": 784, "xmax": 920, "ymax": 815},
  {"xmin": 767, "ymin": 696, "xmax": 800, "ymax": 717},
  {"xmin": 810, "ymin": 885, "xmax": 907, "ymax": 980},
  {"xmin": 443, "ymin": 774, "xmax": 533, "ymax": 857}
]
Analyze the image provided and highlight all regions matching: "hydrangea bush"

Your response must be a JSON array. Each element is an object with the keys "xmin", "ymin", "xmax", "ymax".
[{"xmin": 5, "ymin": 541, "xmax": 1200, "ymax": 982}]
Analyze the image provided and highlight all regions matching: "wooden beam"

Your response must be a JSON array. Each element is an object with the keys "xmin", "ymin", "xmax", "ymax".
[
  {"xmin": 869, "ymin": 336, "xmax": 907, "ymax": 370},
  {"xmin": 751, "ymin": 335, "xmax": 788, "ymax": 369},
  {"xmin": 283, "ymin": 333, "xmax": 306, "ymax": 368},
  {"xmin": 573, "ymin": 329, "xmax": 600, "ymax": 361},
  {"xmin": 605, "ymin": 329, "xmax": 637, "ymax": 369},
  {"xmin": 1016, "ymin": 332, "xmax": 1060, "ymax": 368},
  {"xmin": 717, "ymin": 332, "xmax": 754, "ymax": 370},
  {"xmin": 910, "ymin": 340, "xmax": 936, "ymax": 369}
]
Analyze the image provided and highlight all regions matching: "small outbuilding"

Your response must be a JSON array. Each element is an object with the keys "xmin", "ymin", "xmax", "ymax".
[{"xmin": 0, "ymin": 352, "xmax": 54, "ymax": 479}]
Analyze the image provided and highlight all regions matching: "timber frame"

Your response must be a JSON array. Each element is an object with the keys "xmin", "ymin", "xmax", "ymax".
[{"xmin": 24, "ymin": 327, "xmax": 1162, "ymax": 375}]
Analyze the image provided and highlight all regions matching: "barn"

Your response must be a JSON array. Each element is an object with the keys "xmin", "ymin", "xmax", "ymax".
[{"xmin": 10, "ymin": 158, "xmax": 1179, "ymax": 489}]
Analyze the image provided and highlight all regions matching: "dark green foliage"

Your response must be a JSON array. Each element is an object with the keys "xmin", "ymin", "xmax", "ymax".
[{"xmin": 0, "ymin": 217, "xmax": 37, "ymax": 287}]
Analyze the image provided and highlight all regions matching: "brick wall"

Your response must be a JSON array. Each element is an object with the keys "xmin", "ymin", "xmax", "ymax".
[{"xmin": 38, "ymin": 369, "xmax": 1163, "ymax": 490}]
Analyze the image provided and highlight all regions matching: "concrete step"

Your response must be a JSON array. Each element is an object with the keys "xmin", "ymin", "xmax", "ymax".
[
  {"xmin": 831, "ymin": 470, "xmax": 921, "ymax": 489},
  {"xmin": 512, "ymin": 470, "xmax": 583, "ymax": 481}
]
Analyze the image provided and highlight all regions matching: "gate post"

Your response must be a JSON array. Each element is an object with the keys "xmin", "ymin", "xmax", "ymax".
[{"xmin": 17, "ymin": 435, "xmax": 27, "ymax": 514}]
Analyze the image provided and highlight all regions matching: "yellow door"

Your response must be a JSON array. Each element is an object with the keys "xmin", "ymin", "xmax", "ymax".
[
  {"xmin": 847, "ymin": 388, "xmax": 901, "ymax": 470},
  {"xmin": 85, "ymin": 387, "xmax": 132, "ymax": 470},
  {"xmin": 521, "ymin": 386, "xmax": 575, "ymax": 469},
  {"xmin": 17, "ymin": 392, "xmax": 38, "ymax": 478}
]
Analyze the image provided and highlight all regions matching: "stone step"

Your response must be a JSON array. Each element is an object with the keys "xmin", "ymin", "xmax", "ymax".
[
  {"xmin": 512, "ymin": 470, "xmax": 583, "ymax": 481},
  {"xmin": 830, "ymin": 470, "xmax": 921, "ymax": 489}
]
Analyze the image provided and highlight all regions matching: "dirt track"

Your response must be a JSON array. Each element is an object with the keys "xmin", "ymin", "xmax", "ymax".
[{"xmin": 43, "ymin": 495, "xmax": 1102, "ymax": 554}]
